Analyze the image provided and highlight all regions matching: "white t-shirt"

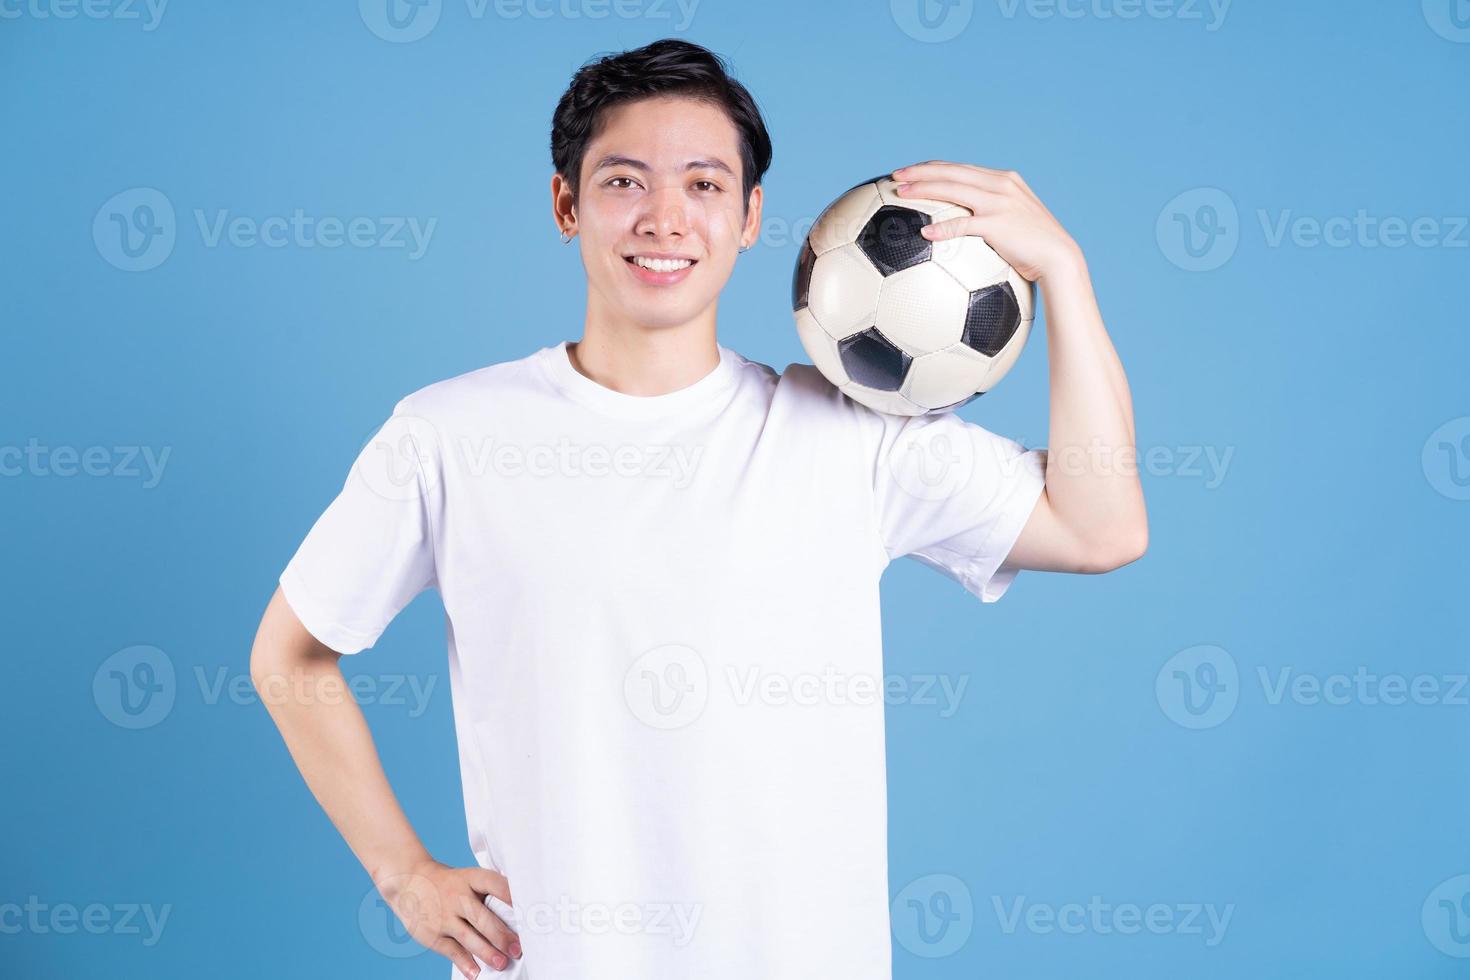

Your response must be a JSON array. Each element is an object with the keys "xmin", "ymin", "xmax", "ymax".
[{"xmin": 279, "ymin": 339, "xmax": 1047, "ymax": 979}]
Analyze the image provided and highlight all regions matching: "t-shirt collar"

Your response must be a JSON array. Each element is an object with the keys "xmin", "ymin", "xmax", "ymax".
[{"xmin": 537, "ymin": 339, "xmax": 739, "ymax": 421}]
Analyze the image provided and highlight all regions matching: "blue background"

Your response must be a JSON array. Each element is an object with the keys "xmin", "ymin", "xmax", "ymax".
[{"xmin": 4, "ymin": 1, "xmax": 1468, "ymax": 976}]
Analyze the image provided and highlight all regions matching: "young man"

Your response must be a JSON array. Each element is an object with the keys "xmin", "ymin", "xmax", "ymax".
[{"xmin": 250, "ymin": 38, "xmax": 1145, "ymax": 980}]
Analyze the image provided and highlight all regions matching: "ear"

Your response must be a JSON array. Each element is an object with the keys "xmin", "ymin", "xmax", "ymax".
[
  {"xmin": 741, "ymin": 184, "xmax": 763, "ymax": 248},
  {"xmin": 550, "ymin": 172, "xmax": 577, "ymax": 235}
]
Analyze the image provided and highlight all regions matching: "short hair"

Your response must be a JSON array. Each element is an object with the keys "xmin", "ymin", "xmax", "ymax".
[{"xmin": 550, "ymin": 38, "xmax": 773, "ymax": 216}]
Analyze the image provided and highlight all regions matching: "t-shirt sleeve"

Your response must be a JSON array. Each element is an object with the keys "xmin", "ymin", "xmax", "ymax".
[
  {"xmin": 278, "ymin": 404, "xmax": 440, "ymax": 654},
  {"xmin": 869, "ymin": 408, "xmax": 1047, "ymax": 603}
]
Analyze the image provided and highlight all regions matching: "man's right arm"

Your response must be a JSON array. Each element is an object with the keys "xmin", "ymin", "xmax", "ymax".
[{"xmin": 249, "ymin": 586, "xmax": 522, "ymax": 976}]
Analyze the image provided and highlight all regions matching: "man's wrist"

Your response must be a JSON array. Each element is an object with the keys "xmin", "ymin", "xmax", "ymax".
[
  {"xmin": 368, "ymin": 843, "xmax": 435, "ymax": 886},
  {"xmin": 1036, "ymin": 240, "xmax": 1088, "ymax": 288},
  {"xmin": 1035, "ymin": 243, "xmax": 1094, "ymax": 312}
]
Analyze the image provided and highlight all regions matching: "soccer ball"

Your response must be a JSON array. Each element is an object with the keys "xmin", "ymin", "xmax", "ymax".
[{"xmin": 792, "ymin": 174, "xmax": 1035, "ymax": 416}]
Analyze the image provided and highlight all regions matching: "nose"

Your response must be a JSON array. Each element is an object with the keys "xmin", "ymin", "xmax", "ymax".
[{"xmin": 634, "ymin": 185, "xmax": 690, "ymax": 240}]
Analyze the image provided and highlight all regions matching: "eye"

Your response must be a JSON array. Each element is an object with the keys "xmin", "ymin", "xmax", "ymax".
[
  {"xmin": 605, "ymin": 176, "xmax": 639, "ymax": 189},
  {"xmin": 693, "ymin": 180, "xmax": 722, "ymax": 193}
]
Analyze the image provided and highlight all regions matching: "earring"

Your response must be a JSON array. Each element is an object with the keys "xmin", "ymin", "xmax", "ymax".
[
  {"xmin": 559, "ymin": 229, "xmax": 572, "ymax": 244},
  {"xmin": 738, "ymin": 242, "xmax": 749, "ymax": 253}
]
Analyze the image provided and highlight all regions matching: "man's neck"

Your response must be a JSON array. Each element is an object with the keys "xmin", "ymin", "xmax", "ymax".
[{"xmin": 567, "ymin": 321, "xmax": 721, "ymax": 397}]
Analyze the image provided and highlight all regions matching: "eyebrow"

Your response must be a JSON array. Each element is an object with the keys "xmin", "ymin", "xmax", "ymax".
[{"xmin": 591, "ymin": 154, "xmax": 736, "ymax": 178}]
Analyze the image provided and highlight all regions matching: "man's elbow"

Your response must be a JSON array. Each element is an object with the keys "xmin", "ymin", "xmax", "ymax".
[
  {"xmin": 250, "ymin": 586, "xmax": 338, "ymax": 694},
  {"xmin": 1079, "ymin": 520, "xmax": 1148, "ymax": 573}
]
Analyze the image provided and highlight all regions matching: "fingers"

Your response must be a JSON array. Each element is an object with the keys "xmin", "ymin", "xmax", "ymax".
[
  {"xmin": 897, "ymin": 159, "xmax": 1027, "ymax": 192},
  {"xmin": 896, "ymin": 179, "xmax": 1004, "ymax": 216},
  {"xmin": 394, "ymin": 865, "xmax": 521, "ymax": 976},
  {"xmin": 451, "ymin": 917, "xmax": 512, "ymax": 972},
  {"xmin": 893, "ymin": 160, "xmax": 1012, "ymax": 189},
  {"xmin": 919, "ymin": 215, "xmax": 979, "ymax": 241},
  {"xmin": 461, "ymin": 892, "xmax": 522, "ymax": 961},
  {"xmin": 434, "ymin": 936, "xmax": 484, "ymax": 979},
  {"xmin": 468, "ymin": 867, "xmax": 513, "ymax": 905},
  {"xmin": 893, "ymin": 161, "xmax": 1043, "ymax": 207}
]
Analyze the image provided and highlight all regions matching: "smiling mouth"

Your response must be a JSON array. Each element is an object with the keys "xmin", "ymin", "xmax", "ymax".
[{"xmin": 625, "ymin": 256, "xmax": 698, "ymax": 272}]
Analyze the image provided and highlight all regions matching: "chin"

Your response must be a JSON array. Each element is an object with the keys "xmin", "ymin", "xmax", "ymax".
[
  {"xmin": 628, "ymin": 308, "xmax": 700, "ymax": 330},
  {"xmin": 618, "ymin": 297, "xmax": 711, "ymax": 329}
]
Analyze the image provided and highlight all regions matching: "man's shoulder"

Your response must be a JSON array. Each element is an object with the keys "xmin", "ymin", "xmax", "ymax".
[
  {"xmin": 731, "ymin": 346, "xmax": 836, "ymax": 398},
  {"xmin": 763, "ymin": 356, "xmax": 885, "ymax": 430},
  {"xmin": 390, "ymin": 346, "xmax": 547, "ymax": 419},
  {"xmin": 770, "ymin": 358, "xmax": 837, "ymax": 397}
]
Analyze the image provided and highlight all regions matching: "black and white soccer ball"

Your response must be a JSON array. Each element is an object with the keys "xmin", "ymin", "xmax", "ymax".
[{"xmin": 792, "ymin": 174, "xmax": 1035, "ymax": 416}]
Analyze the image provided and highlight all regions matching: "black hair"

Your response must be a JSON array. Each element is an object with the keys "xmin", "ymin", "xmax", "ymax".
[{"xmin": 550, "ymin": 38, "xmax": 772, "ymax": 217}]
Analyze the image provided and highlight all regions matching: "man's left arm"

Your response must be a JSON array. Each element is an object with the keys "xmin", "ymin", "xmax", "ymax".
[{"xmin": 891, "ymin": 160, "xmax": 1148, "ymax": 574}]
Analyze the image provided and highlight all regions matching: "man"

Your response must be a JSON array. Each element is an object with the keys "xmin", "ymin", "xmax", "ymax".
[{"xmin": 250, "ymin": 37, "xmax": 1146, "ymax": 980}]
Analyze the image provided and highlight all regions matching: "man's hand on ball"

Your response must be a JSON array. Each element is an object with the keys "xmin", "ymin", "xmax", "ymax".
[{"xmin": 890, "ymin": 160, "xmax": 1082, "ymax": 283}]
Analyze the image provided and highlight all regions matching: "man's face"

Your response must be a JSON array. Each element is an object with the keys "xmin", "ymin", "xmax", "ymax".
[{"xmin": 560, "ymin": 95, "xmax": 761, "ymax": 334}]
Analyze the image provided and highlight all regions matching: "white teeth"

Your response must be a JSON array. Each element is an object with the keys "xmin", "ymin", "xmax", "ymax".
[{"xmin": 632, "ymin": 256, "xmax": 693, "ymax": 272}]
